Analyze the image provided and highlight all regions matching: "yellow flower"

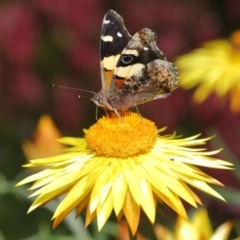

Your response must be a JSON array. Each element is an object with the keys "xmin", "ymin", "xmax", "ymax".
[
  {"xmin": 22, "ymin": 115, "xmax": 63, "ymax": 160},
  {"xmin": 154, "ymin": 208, "xmax": 237, "ymax": 240},
  {"xmin": 17, "ymin": 112, "xmax": 232, "ymax": 235},
  {"xmin": 176, "ymin": 30, "xmax": 240, "ymax": 112}
]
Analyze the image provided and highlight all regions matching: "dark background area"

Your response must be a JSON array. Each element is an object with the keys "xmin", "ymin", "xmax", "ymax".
[{"xmin": 0, "ymin": 0, "xmax": 240, "ymax": 239}]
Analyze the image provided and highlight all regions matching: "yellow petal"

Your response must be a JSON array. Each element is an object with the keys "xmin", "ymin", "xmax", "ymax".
[
  {"xmin": 210, "ymin": 221, "xmax": 233, "ymax": 240},
  {"xmin": 175, "ymin": 216, "xmax": 200, "ymax": 240},
  {"xmin": 154, "ymin": 224, "xmax": 174, "ymax": 240},
  {"xmin": 97, "ymin": 189, "xmax": 113, "ymax": 231},
  {"xmin": 89, "ymin": 161, "xmax": 112, "ymax": 213},
  {"xmin": 123, "ymin": 191, "xmax": 140, "ymax": 235},
  {"xmin": 111, "ymin": 160, "xmax": 128, "ymax": 215},
  {"xmin": 192, "ymin": 208, "xmax": 213, "ymax": 238}
]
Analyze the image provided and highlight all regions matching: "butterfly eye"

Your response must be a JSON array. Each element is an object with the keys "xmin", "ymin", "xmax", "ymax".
[{"xmin": 121, "ymin": 55, "xmax": 134, "ymax": 64}]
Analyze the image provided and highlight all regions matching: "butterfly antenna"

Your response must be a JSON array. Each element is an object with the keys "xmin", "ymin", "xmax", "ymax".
[{"xmin": 53, "ymin": 84, "xmax": 96, "ymax": 95}]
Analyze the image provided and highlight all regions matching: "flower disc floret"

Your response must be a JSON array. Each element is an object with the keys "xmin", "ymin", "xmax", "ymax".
[{"xmin": 86, "ymin": 112, "xmax": 158, "ymax": 157}]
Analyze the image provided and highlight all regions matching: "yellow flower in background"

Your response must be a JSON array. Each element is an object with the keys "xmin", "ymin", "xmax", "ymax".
[
  {"xmin": 154, "ymin": 208, "xmax": 237, "ymax": 240},
  {"xmin": 176, "ymin": 30, "xmax": 240, "ymax": 113},
  {"xmin": 17, "ymin": 112, "xmax": 232, "ymax": 235},
  {"xmin": 22, "ymin": 115, "xmax": 63, "ymax": 160}
]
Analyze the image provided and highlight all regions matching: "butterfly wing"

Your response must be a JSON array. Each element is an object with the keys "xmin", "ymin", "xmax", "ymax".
[
  {"xmin": 108, "ymin": 28, "xmax": 178, "ymax": 110},
  {"xmin": 93, "ymin": 10, "xmax": 178, "ymax": 112},
  {"xmin": 111, "ymin": 28, "xmax": 166, "ymax": 89},
  {"xmin": 116, "ymin": 59, "xmax": 178, "ymax": 108},
  {"xmin": 100, "ymin": 10, "xmax": 131, "ymax": 91}
]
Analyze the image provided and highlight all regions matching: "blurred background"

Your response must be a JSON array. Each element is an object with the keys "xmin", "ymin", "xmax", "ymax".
[{"xmin": 0, "ymin": 0, "xmax": 240, "ymax": 239}]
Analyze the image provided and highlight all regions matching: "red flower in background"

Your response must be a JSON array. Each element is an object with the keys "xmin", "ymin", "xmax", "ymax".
[
  {"xmin": 142, "ymin": 89, "xmax": 188, "ymax": 133},
  {"xmin": 32, "ymin": 0, "xmax": 102, "ymax": 38},
  {"xmin": 0, "ymin": 3, "xmax": 39, "ymax": 68},
  {"xmin": 52, "ymin": 77, "xmax": 93, "ymax": 132},
  {"xmin": 8, "ymin": 70, "xmax": 44, "ymax": 109}
]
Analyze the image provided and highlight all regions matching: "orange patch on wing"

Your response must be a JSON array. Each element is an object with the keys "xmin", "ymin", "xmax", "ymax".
[
  {"xmin": 115, "ymin": 78, "xmax": 125, "ymax": 87},
  {"xmin": 103, "ymin": 70, "xmax": 114, "ymax": 90}
]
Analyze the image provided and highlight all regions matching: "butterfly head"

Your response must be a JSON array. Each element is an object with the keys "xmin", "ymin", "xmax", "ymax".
[{"xmin": 91, "ymin": 90, "xmax": 116, "ymax": 111}]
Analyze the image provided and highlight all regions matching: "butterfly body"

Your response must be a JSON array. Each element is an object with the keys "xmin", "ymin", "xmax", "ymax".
[{"xmin": 91, "ymin": 10, "xmax": 178, "ymax": 113}]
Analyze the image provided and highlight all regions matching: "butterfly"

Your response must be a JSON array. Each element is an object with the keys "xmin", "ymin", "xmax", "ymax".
[{"xmin": 91, "ymin": 10, "xmax": 178, "ymax": 117}]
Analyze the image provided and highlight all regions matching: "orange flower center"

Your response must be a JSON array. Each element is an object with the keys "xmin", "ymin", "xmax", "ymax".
[{"xmin": 85, "ymin": 112, "xmax": 158, "ymax": 157}]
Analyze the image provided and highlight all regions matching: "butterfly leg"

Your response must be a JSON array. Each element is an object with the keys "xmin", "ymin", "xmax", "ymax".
[
  {"xmin": 135, "ymin": 106, "xmax": 140, "ymax": 115},
  {"xmin": 95, "ymin": 106, "xmax": 99, "ymax": 120},
  {"xmin": 113, "ymin": 109, "xmax": 124, "ymax": 123}
]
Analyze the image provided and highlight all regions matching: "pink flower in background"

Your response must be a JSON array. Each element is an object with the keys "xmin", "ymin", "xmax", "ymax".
[
  {"xmin": 31, "ymin": 0, "xmax": 102, "ymax": 91},
  {"xmin": 8, "ymin": 70, "xmax": 44, "ymax": 109},
  {"xmin": 67, "ymin": 40, "xmax": 99, "ymax": 77},
  {"xmin": 191, "ymin": 10, "xmax": 223, "ymax": 45},
  {"xmin": 120, "ymin": 1, "xmax": 218, "ymax": 58},
  {"xmin": 52, "ymin": 77, "xmax": 92, "ymax": 132},
  {"xmin": 157, "ymin": 28, "xmax": 185, "ymax": 60},
  {"xmin": 189, "ymin": 94, "xmax": 228, "ymax": 125},
  {"xmin": 0, "ymin": 3, "xmax": 39, "ymax": 68},
  {"xmin": 32, "ymin": 0, "xmax": 102, "ymax": 38},
  {"xmin": 142, "ymin": 89, "xmax": 188, "ymax": 133},
  {"xmin": 217, "ymin": 108, "xmax": 240, "ymax": 159},
  {"xmin": 226, "ymin": 0, "xmax": 240, "ymax": 22},
  {"xmin": 0, "ymin": 71, "xmax": 3, "ymax": 97}
]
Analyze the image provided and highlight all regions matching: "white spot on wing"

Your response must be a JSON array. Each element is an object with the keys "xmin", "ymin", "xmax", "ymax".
[
  {"xmin": 123, "ymin": 49, "xmax": 139, "ymax": 56},
  {"xmin": 104, "ymin": 19, "xmax": 110, "ymax": 24},
  {"xmin": 117, "ymin": 32, "xmax": 122, "ymax": 37},
  {"xmin": 143, "ymin": 47, "xmax": 149, "ymax": 51},
  {"xmin": 101, "ymin": 35, "xmax": 113, "ymax": 42}
]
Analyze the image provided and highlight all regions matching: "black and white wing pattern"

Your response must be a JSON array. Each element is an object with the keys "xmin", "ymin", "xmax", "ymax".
[
  {"xmin": 92, "ymin": 10, "xmax": 178, "ymax": 112},
  {"xmin": 100, "ymin": 10, "xmax": 131, "ymax": 91}
]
